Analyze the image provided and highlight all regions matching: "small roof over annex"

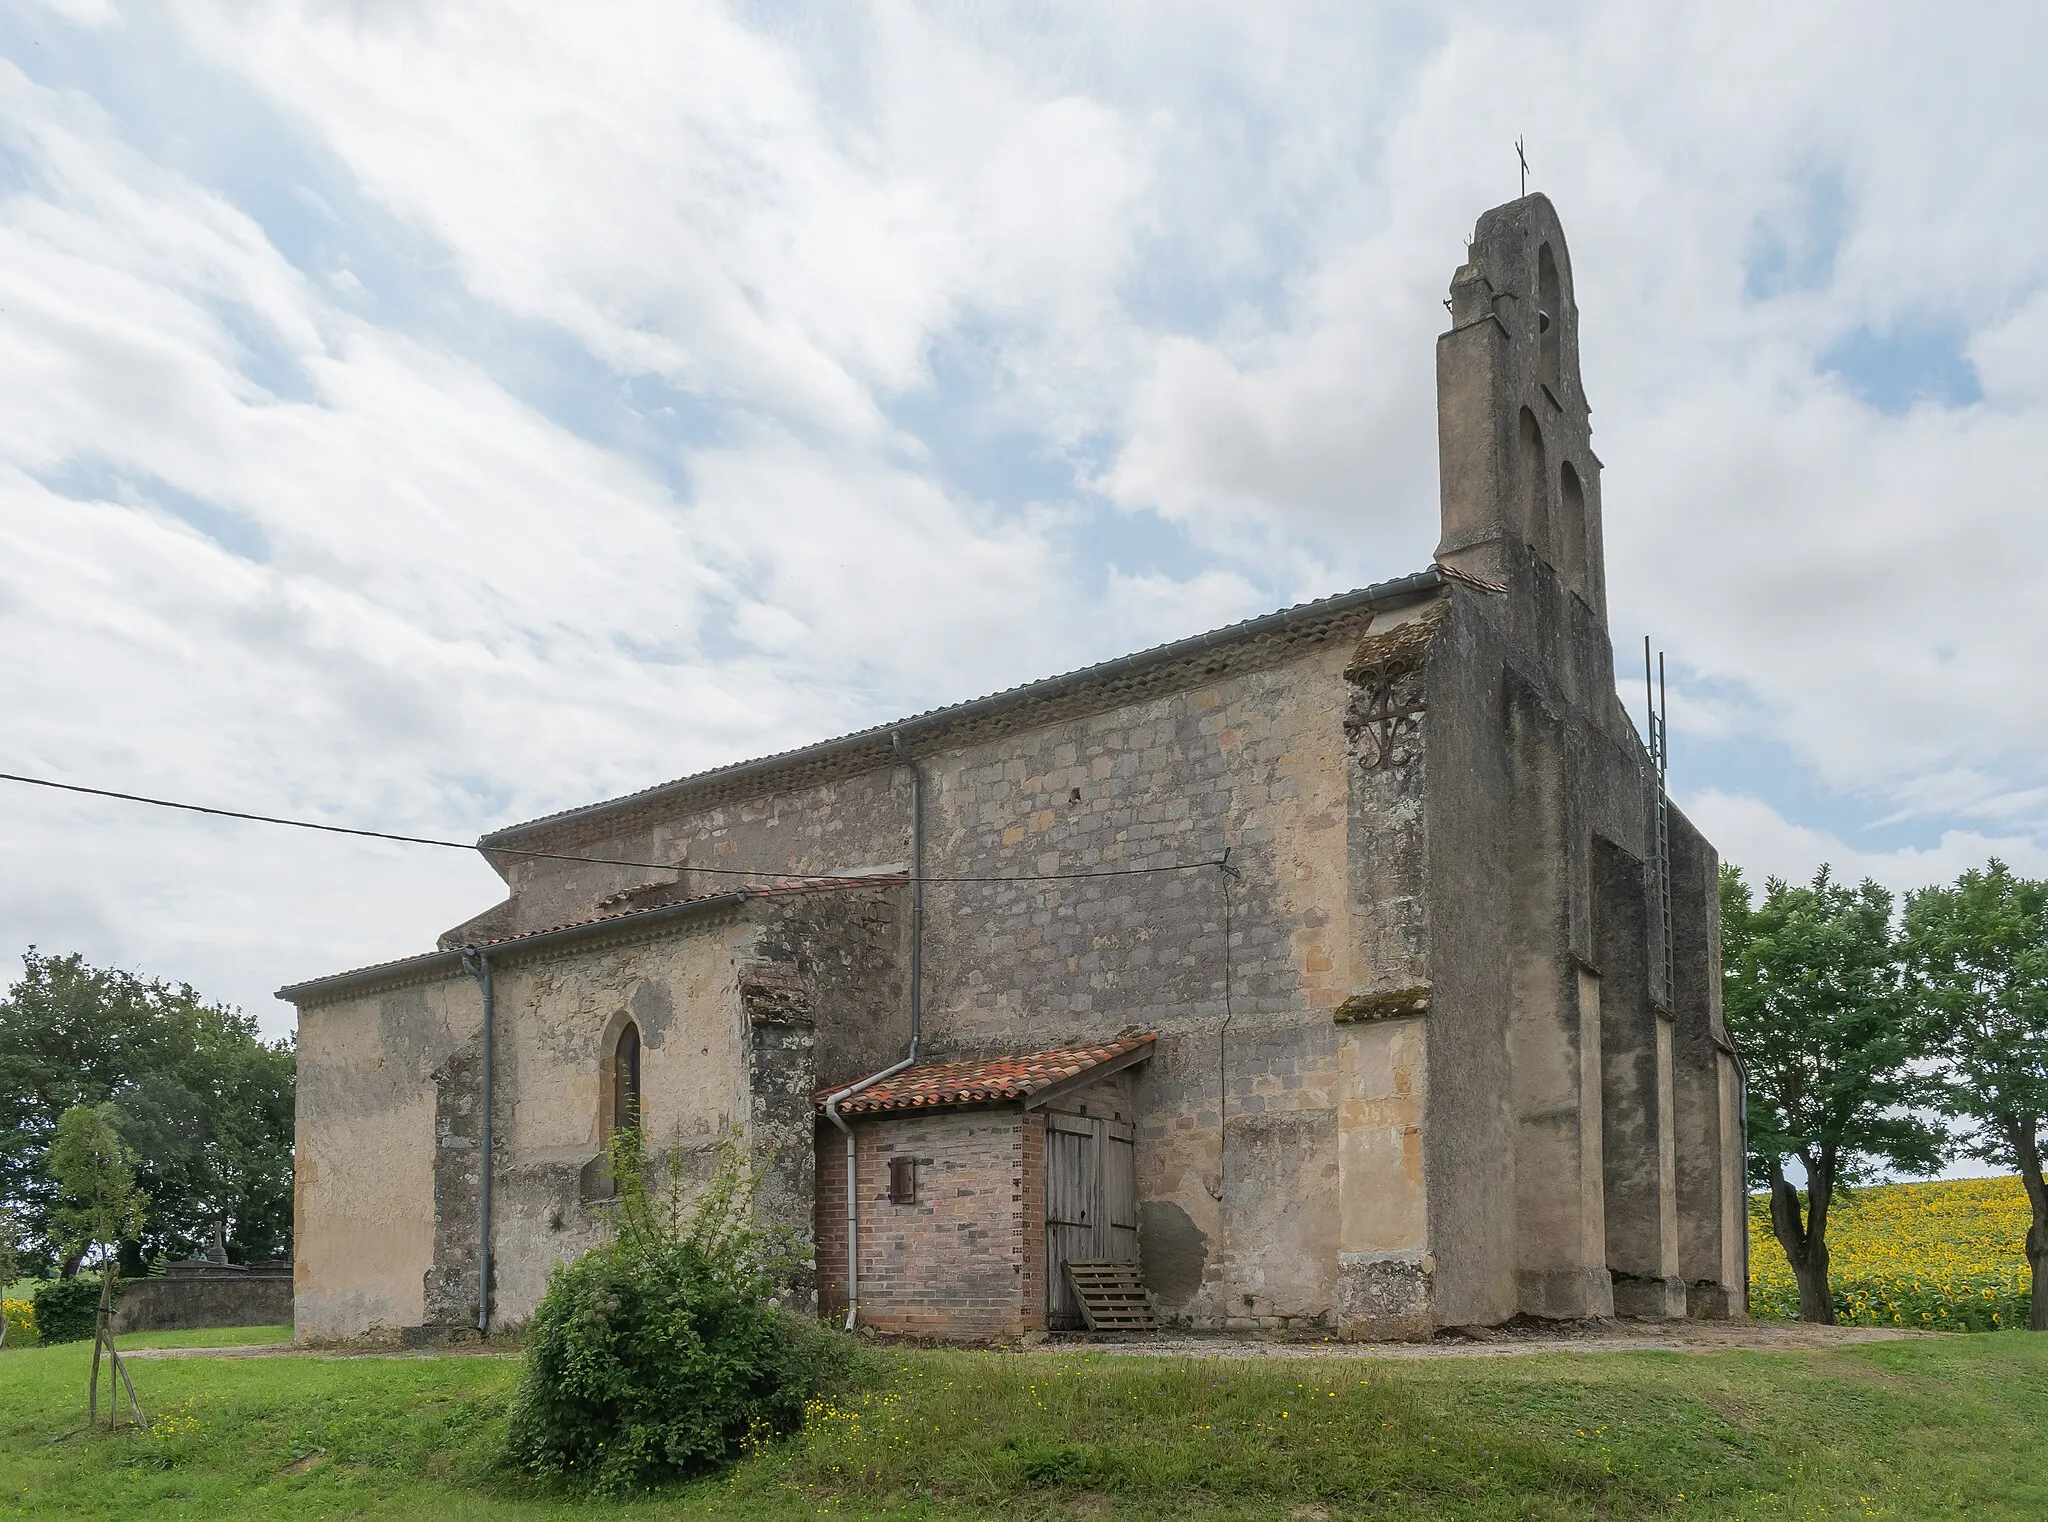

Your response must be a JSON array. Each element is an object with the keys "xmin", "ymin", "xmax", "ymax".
[
  {"xmin": 277, "ymin": 875, "xmax": 905, "ymax": 1007},
  {"xmin": 817, "ymin": 1035, "xmax": 1155, "ymax": 1118}
]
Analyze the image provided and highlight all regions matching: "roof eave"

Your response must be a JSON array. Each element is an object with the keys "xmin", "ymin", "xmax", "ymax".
[
  {"xmin": 277, "ymin": 891, "xmax": 749, "ymax": 1006},
  {"xmin": 1019, "ymin": 1039, "xmax": 1156, "ymax": 1110}
]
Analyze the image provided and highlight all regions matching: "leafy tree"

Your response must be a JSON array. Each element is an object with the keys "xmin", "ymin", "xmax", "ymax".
[
  {"xmin": 1904, "ymin": 860, "xmax": 2048, "ymax": 1331},
  {"xmin": 0, "ymin": 950, "xmax": 294, "ymax": 1271},
  {"xmin": 47, "ymin": 1103, "xmax": 147, "ymax": 1426},
  {"xmin": 1721, "ymin": 865, "xmax": 1946, "ymax": 1322}
]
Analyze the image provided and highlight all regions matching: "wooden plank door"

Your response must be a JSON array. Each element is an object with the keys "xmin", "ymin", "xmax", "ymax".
[
  {"xmin": 1045, "ymin": 1116, "xmax": 1097, "ymax": 1328},
  {"xmin": 1044, "ymin": 1112, "xmax": 1139, "ymax": 1328},
  {"xmin": 1103, "ymin": 1122, "xmax": 1137, "ymax": 1265}
]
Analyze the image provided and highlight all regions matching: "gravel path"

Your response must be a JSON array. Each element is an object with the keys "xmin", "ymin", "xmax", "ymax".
[
  {"xmin": 120, "ymin": 1318, "xmax": 1928, "ymax": 1362},
  {"xmin": 1021, "ymin": 1319, "xmax": 1929, "ymax": 1361}
]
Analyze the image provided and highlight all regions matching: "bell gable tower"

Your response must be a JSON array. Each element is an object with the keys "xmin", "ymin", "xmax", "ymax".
[{"xmin": 1434, "ymin": 194, "xmax": 1608, "ymax": 625}]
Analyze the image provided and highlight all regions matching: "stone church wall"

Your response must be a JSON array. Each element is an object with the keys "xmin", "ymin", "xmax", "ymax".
[
  {"xmin": 292, "ymin": 881, "xmax": 906, "ymax": 1342},
  {"xmin": 469, "ymin": 597, "xmax": 1442, "ymax": 1332},
  {"xmin": 288, "ymin": 192, "xmax": 1749, "ymax": 1343}
]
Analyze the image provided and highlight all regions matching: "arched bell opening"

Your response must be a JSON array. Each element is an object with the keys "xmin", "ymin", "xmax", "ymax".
[
  {"xmin": 1559, "ymin": 461, "xmax": 1589, "ymax": 604},
  {"xmin": 1538, "ymin": 242, "xmax": 1562, "ymax": 389},
  {"xmin": 1518, "ymin": 407, "xmax": 1553, "ymax": 566}
]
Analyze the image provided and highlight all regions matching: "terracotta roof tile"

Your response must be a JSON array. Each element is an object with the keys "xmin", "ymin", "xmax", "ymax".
[{"xmin": 817, "ymin": 1035, "xmax": 1155, "ymax": 1117}]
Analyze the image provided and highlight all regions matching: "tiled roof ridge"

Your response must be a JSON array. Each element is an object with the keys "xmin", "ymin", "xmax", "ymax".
[
  {"xmin": 278, "ymin": 874, "xmax": 906, "ymax": 1003},
  {"xmin": 482, "ymin": 570, "xmax": 1441, "ymax": 849},
  {"xmin": 816, "ymin": 1033, "xmax": 1156, "ymax": 1116}
]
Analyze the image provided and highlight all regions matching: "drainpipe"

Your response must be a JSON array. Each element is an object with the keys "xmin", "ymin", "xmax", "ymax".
[
  {"xmin": 459, "ymin": 947, "xmax": 495, "ymax": 1336},
  {"xmin": 824, "ymin": 1056, "xmax": 914, "ymax": 1331},
  {"xmin": 821, "ymin": 731, "xmax": 926, "ymax": 1331},
  {"xmin": 1733, "ymin": 1042, "xmax": 1752, "ymax": 1314}
]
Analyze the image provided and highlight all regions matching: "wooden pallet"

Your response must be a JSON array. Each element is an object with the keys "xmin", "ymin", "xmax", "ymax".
[{"xmin": 1062, "ymin": 1260, "xmax": 1158, "ymax": 1332}]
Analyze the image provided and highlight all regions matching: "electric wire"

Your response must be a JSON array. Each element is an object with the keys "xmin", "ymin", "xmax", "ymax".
[{"xmin": 0, "ymin": 770, "xmax": 1223, "ymax": 886}]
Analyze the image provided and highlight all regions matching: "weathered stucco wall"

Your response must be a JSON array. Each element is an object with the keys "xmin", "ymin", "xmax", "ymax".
[
  {"xmin": 486, "ymin": 917, "xmax": 753, "ymax": 1326},
  {"xmin": 295, "ymin": 973, "xmax": 475, "ymax": 1342},
  {"xmin": 1415, "ymin": 589, "xmax": 1520, "ymax": 1328},
  {"xmin": 292, "ymin": 883, "xmax": 906, "ymax": 1341}
]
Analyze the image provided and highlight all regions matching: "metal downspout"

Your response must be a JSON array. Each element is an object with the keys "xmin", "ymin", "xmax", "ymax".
[
  {"xmin": 822, "ymin": 731, "xmax": 928, "ymax": 1332},
  {"xmin": 824, "ymin": 1055, "xmax": 914, "ymax": 1331},
  {"xmin": 459, "ymin": 947, "xmax": 495, "ymax": 1335},
  {"xmin": 1733, "ymin": 1043, "xmax": 1752, "ymax": 1313}
]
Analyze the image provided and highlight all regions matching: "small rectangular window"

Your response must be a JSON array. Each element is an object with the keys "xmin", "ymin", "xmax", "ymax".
[{"xmin": 887, "ymin": 1155, "xmax": 917, "ymax": 1204}]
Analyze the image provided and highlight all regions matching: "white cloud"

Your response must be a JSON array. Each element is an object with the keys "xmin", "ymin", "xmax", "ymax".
[
  {"xmin": 3, "ymin": 0, "xmax": 2048, "ymax": 1027},
  {"xmin": 169, "ymin": 0, "xmax": 1156, "ymax": 442},
  {"xmin": 1684, "ymin": 789, "xmax": 2048, "ymax": 901}
]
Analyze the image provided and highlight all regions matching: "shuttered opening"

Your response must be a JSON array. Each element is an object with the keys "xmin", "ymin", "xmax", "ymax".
[{"xmin": 1045, "ymin": 1110, "xmax": 1139, "ymax": 1329}]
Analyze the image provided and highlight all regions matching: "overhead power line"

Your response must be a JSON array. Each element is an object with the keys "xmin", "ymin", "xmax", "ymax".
[{"xmin": 0, "ymin": 771, "xmax": 1225, "ymax": 886}]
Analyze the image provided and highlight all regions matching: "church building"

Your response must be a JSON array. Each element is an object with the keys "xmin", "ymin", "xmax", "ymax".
[{"xmin": 280, "ymin": 195, "xmax": 1748, "ymax": 1344}]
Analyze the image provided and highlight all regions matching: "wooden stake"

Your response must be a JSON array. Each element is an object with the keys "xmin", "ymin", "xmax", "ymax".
[{"xmin": 110, "ymin": 1342, "xmax": 144, "ymax": 1429}]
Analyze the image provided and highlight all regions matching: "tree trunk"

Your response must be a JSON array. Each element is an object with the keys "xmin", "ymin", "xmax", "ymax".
[
  {"xmin": 1768, "ymin": 1153, "xmax": 1837, "ymax": 1324},
  {"xmin": 2013, "ymin": 1118, "xmax": 2047, "ymax": 1333}
]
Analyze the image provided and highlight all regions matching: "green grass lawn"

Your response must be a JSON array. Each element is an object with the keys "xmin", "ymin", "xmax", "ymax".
[{"xmin": 2, "ymin": 1332, "xmax": 2045, "ymax": 1520}]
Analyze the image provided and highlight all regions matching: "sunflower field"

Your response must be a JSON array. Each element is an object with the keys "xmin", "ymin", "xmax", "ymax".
[{"xmin": 1749, "ymin": 1174, "xmax": 2036, "ymax": 1330}]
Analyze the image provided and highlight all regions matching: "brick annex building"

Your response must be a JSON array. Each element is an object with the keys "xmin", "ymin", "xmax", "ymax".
[{"xmin": 281, "ymin": 195, "xmax": 1748, "ymax": 1344}]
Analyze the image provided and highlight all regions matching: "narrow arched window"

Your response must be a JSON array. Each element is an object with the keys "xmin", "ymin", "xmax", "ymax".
[
  {"xmin": 1559, "ymin": 461, "xmax": 1588, "ymax": 601},
  {"xmin": 1537, "ymin": 242, "xmax": 1562, "ymax": 387},
  {"xmin": 611, "ymin": 1021, "xmax": 641, "ymax": 1139}
]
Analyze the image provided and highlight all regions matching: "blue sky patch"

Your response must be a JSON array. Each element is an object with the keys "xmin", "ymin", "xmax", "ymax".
[
  {"xmin": 1822, "ymin": 318, "xmax": 1982, "ymax": 414},
  {"xmin": 1744, "ymin": 168, "xmax": 1849, "ymax": 301}
]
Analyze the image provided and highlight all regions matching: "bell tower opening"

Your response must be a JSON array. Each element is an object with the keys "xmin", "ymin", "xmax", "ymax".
[
  {"xmin": 1559, "ymin": 461, "xmax": 1588, "ymax": 602},
  {"xmin": 1538, "ymin": 242, "xmax": 1562, "ymax": 388},
  {"xmin": 1518, "ymin": 407, "xmax": 1551, "ymax": 564}
]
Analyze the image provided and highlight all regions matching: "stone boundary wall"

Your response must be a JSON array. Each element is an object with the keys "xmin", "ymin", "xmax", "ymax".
[{"xmin": 112, "ymin": 1269, "xmax": 291, "ymax": 1333}]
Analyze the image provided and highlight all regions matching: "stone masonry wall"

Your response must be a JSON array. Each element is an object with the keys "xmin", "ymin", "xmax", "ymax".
[
  {"xmin": 739, "ymin": 883, "xmax": 906, "ymax": 1309},
  {"xmin": 464, "ymin": 595, "xmax": 1442, "ymax": 1330}
]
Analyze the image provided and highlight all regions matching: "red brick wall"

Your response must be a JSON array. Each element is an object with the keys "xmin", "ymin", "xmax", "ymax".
[
  {"xmin": 814, "ymin": 1117, "xmax": 853, "ymax": 1318},
  {"xmin": 812, "ymin": 1106, "xmax": 1043, "ymax": 1339}
]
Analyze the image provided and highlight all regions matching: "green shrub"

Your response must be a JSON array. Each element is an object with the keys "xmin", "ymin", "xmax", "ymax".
[
  {"xmin": 504, "ymin": 1132, "xmax": 867, "ymax": 1495},
  {"xmin": 31, "ymin": 1276, "xmax": 107, "ymax": 1345}
]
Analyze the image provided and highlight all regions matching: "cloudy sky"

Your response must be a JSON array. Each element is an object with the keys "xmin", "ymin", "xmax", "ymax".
[{"xmin": 2, "ymin": 0, "xmax": 2044, "ymax": 1036}]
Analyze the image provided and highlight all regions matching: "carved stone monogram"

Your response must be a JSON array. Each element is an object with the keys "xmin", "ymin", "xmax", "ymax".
[{"xmin": 1343, "ymin": 601, "xmax": 1447, "ymax": 773}]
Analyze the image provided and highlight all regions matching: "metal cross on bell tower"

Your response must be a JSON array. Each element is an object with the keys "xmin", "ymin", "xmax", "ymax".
[{"xmin": 1516, "ymin": 136, "xmax": 1530, "ymax": 197}]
